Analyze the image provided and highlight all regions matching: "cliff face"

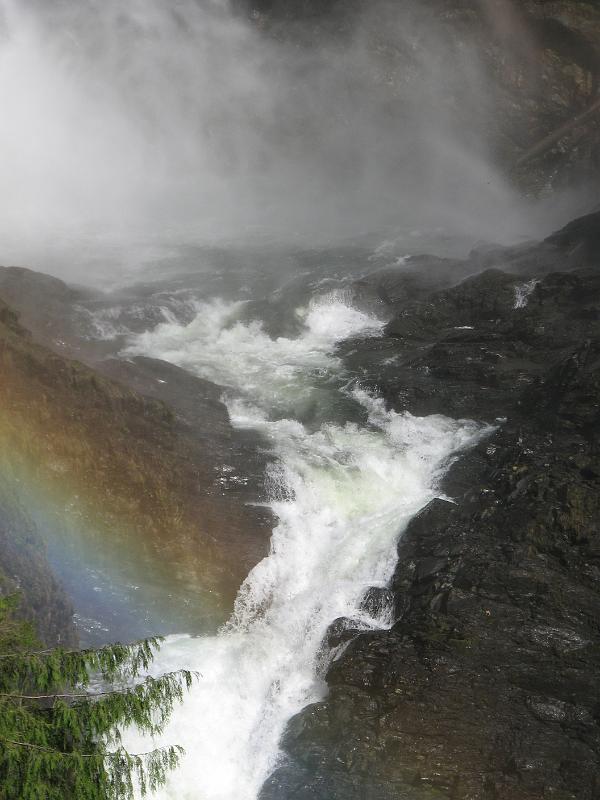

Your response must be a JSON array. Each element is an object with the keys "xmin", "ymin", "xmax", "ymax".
[
  {"xmin": 262, "ymin": 214, "xmax": 600, "ymax": 799},
  {"xmin": 0, "ymin": 479, "xmax": 76, "ymax": 648},
  {"xmin": 239, "ymin": 0, "xmax": 600, "ymax": 197},
  {"xmin": 0, "ymin": 289, "xmax": 272, "ymax": 640}
]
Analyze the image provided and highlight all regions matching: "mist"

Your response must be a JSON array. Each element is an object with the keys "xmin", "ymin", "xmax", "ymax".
[{"xmin": 0, "ymin": 0, "xmax": 585, "ymax": 281}]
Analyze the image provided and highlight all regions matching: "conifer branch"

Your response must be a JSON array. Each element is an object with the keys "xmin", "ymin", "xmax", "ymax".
[
  {"xmin": 0, "ymin": 736, "xmax": 183, "ymax": 761},
  {"xmin": 0, "ymin": 636, "xmax": 164, "ymax": 660},
  {"xmin": 0, "ymin": 595, "xmax": 190, "ymax": 799},
  {"xmin": 0, "ymin": 669, "xmax": 198, "ymax": 701}
]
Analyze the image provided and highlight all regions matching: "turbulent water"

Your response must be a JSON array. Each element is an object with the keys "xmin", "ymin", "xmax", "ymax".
[{"xmin": 120, "ymin": 289, "xmax": 486, "ymax": 799}]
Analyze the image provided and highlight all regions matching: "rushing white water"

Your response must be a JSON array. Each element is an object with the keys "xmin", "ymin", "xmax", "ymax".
[
  {"xmin": 514, "ymin": 278, "xmax": 540, "ymax": 309},
  {"xmin": 122, "ymin": 291, "xmax": 486, "ymax": 799}
]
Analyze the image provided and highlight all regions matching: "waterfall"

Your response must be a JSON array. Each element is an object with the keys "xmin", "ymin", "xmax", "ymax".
[{"xmin": 122, "ymin": 291, "xmax": 485, "ymax": 799}]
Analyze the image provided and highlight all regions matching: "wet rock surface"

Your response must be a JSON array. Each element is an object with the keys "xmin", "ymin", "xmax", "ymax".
[
  {"xmin": 263, "ymin": 213, "xmax": 600, "ymax": 799},
  {"xmin": 1, "ymin": 205, "xmax": 599, "ymax": 788},
  {"xmin": 0, "ymin": 288, "xmax": 273, "ymax": 641},
  {"xmin": 239, "ymin": 0, "xmax": 600, "ymax": 196},
  {"xmin": 0, "ymin": 485, "xmax": 76, "ymax": 648}
]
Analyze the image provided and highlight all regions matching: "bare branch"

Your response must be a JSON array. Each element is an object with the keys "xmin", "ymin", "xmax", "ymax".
[{"xmin": 517, "ymin": 94, "xmax": 600, "ymax": 167}]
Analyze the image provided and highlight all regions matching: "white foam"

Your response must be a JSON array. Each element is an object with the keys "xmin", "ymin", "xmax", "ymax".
[
  {"xmin": 514, "ymin": 278, "xmax": 540, "ymax": 309},
  {"xmin": 126, "ymin": 291, "xmax": 383, "ymax": 418},
  {"xmin": 122, "ymin": 291, "xmax": 486, "ymax": 799}
]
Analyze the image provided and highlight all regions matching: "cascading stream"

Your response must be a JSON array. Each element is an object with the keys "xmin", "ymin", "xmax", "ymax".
[{"xmin": 122, "ymin": 290, "xmax": 486, "ymax": 799}]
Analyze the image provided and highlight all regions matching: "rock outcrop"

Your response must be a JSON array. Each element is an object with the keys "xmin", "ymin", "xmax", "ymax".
[
  {"xmin": 262, "ymin": 213, "xmax": 600, "ymax": 799},
  {"xmin": 239, "ymin": 0, "xmax": 600, "ymax": 196},
  {"xmin": 0, "ymin": 483, "xmax": 76, "ymax": 648},
  {"xmin": 0, "ymin": 290, "xmax": 272, "ymax": 641}
]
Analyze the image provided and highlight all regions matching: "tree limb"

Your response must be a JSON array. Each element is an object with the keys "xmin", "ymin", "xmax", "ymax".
[{"xmin": 517, "ymin": 94, "xmax": 600, "ymax": 166}]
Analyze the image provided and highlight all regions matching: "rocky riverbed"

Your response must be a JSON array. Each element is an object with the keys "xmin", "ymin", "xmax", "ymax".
[
  {"xmin": 0, "ymin": 210, "xmax": 599, "ymax": 796},
  {"xmin": 1, "ymin": 0, "xmax": 599, "ymax": 796},
  {"xmin": 261, "ymin": 211, "xmax": 600, "ymax": 800}
]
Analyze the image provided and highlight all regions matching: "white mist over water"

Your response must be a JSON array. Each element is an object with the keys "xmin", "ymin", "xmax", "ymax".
[
  {"xmin": 0, "ymin": 0, "xmax": 556, "ymax": 278},
  {"xmin": 123, "ymin": 292, "xmax": 487, "ymax": 799}
]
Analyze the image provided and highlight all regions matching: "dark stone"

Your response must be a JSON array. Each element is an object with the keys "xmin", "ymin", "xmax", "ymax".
[
  {"xmin": 323, "ymin": 617, "xmax": 360, "ymax": 650},
  {"xmin": 359, "ymin": 586, "xmax": 394, "ymax": 618},
  {"xmin": 264, "ymin": 212, "xmax": 600, "ymax": 799}
]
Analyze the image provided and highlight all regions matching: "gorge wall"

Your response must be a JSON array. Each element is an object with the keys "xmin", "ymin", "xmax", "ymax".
[
  {"xmin": 239, "ymin": 0, "xmax": 600, "ymax": 201},
  {"xmin": 262, "ymin": 212, "xmax": 600, "ymax": 799},
  {"xmin": 0, "ymin": 278, "xmax": 273, "ymax": 643},
  {"xmin": 0, "ymin": 1, "xmax": 599, "ymax": 795}
]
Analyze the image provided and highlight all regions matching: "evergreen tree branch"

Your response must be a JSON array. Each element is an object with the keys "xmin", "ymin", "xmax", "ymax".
[
  {"xmin": 0, "ymin": 595, "xmax": 190, "ymax": 799},
  {"xmin": 0, "ymin": 669, "xmax": 198, "ymax": 701},
  {"xmin": 0, "ymin": 736, "xmax": 183, "ymax": 761},
  {"xmin": 0, "ymin": 637, "xmax": 164, "ymax": 661}
]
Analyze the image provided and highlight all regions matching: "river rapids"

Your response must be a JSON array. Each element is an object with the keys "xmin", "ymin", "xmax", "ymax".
[{"xmin": 119, "ymin": 288, "xmax": 486, "ymax": 799}]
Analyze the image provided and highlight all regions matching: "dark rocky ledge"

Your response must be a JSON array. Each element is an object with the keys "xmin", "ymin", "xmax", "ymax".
[{"xmin": 262, "ymin": 212, "xmax": 600, "ymax": 799}]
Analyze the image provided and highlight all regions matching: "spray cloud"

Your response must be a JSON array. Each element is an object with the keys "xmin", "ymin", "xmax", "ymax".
[{"xmin": 0, "ymin": 0, "xmax": 558, "ymax": 277}]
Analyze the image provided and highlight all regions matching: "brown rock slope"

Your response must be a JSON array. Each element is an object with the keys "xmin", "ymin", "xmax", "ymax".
[{"xmin": 0, "ymin": 296, "xmax": 272, "ymax": 628}]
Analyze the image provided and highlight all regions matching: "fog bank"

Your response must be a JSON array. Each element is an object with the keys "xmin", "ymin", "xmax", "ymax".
[{"xmin": 0, "ymin": 0, "xmax": 590, "ymax": 280}]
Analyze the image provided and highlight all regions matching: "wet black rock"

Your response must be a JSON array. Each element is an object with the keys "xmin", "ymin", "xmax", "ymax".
[
  {"xmin": 339, "ymin": 212, "xmax": 600, "ymax": 421},
  {"xmin": 264, "ymin": 212, "xmax": 600, "ymax": 799},
  {"xmin": 545, "ymin": 210, "xmax": 600, "ymax": 266},
  {"xmin": 360, "ymin": 586, "xmax": 395, "ymax": 619}
]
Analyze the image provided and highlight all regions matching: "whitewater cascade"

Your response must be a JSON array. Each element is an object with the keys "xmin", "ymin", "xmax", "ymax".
[{"xmin": 122, "ymin": 290, "xmax": 486, "ymax": 799}]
